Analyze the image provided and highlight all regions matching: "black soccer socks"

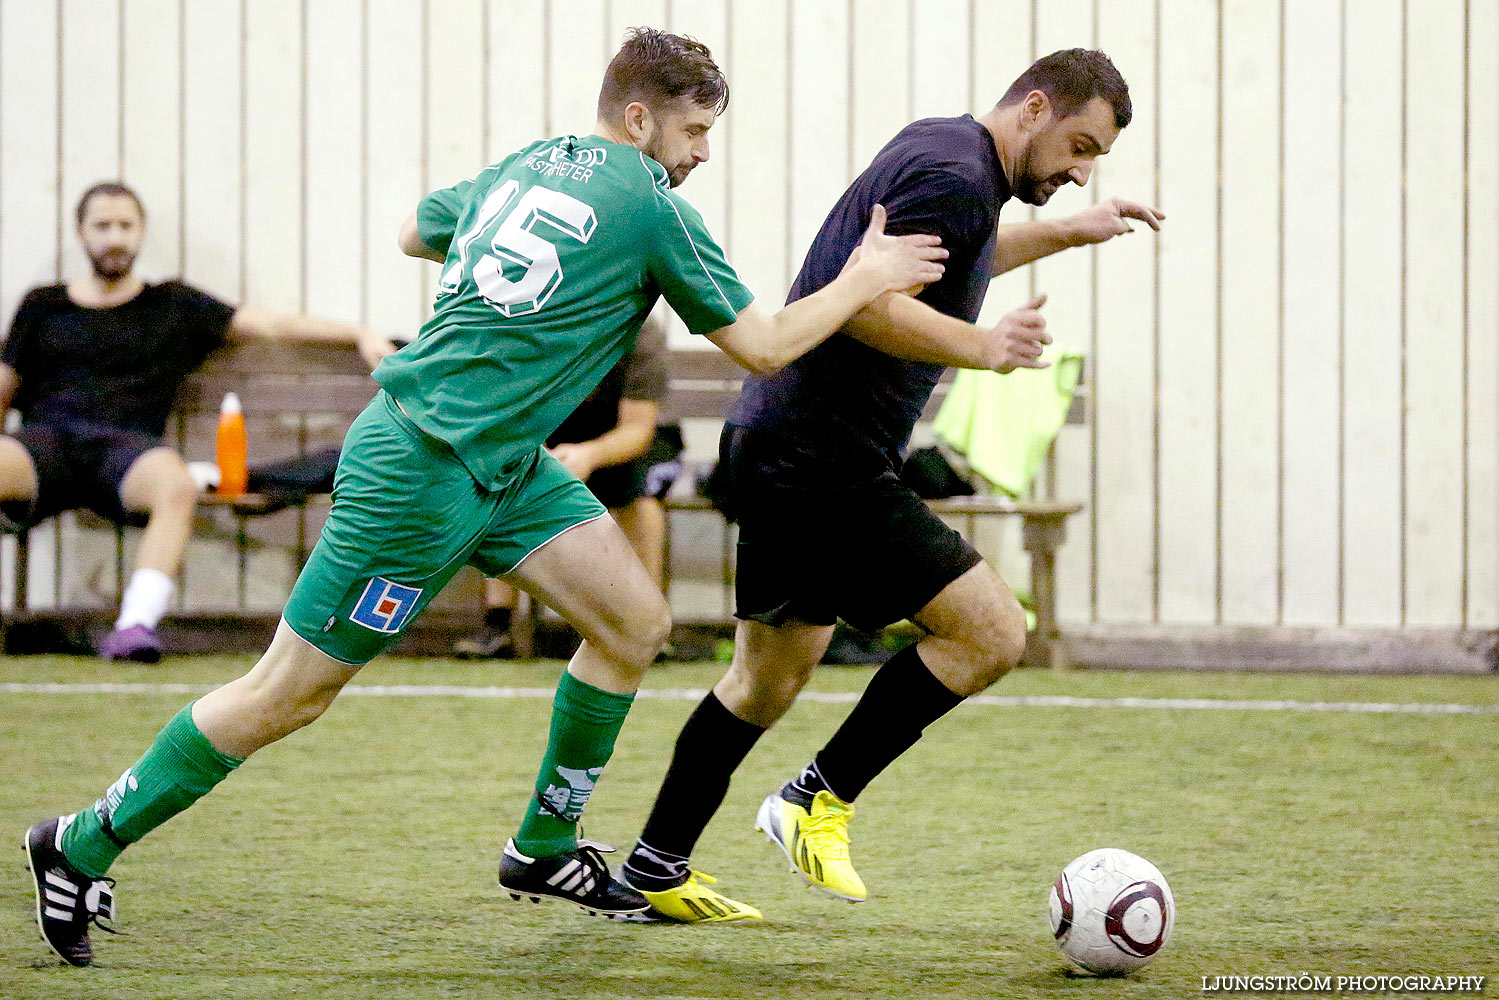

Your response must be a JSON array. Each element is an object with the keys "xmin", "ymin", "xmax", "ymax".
[
  {"xmin": 631, "ymin": 692, "xmax": 766, "ymax": 875},
  {"xmin": 811, "ymin": 643, "xmax": 964, "ymax": 802}
]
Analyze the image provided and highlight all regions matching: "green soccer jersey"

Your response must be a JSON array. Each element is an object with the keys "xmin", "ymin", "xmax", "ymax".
[{"xmin": 374, "ymin": 135, "xmax": 754, "ymax": 489}]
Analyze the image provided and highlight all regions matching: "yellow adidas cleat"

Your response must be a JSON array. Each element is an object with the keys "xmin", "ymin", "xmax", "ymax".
[
  {"xmin": 754, "ymin": 788, "xmax": 867, "ymax": 902},
  {"xmin": 613, "ymin": 871, "xmax": 762, "ymax": 924}
]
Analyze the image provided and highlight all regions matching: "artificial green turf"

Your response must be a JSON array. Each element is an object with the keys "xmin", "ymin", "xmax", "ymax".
[{"xmin": 2, "ymin": 657, "xmax": 1495, "ymax": 999}]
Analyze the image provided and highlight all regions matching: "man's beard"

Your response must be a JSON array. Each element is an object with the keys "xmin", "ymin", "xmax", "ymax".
[
  {"xmin": 88, "ymin": 248, "xmax": 136, "ymax": 280},
  {"xmin": 643, "ymin": 135, "xmax": 692, "ymax": 188},
  {"xmin": 1011, "ymin": 144, "xmax": 1068, "ymax": 206}
]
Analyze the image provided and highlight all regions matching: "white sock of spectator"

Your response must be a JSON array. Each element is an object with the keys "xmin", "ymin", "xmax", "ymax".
[{"xmin": 116, "ymin": 568, "xmax": 175, "ymax": 631}]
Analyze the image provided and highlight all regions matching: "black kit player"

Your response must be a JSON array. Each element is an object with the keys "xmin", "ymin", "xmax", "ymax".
[{"xmin": 618, "ymin": 49, "xmax": 1166, "ymax": 922}]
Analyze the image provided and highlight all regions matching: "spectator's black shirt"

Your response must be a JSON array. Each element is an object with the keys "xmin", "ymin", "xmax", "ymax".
[
  {"xmin": 548, "ymin": 321, "xmax": 668, "ymax": 447},
  {"xmin": 729, "ymin": 115, "xmax": 1010, "ymax": 471},
  {"xmin": 2, "ymin": 281, "xmax": 236, "ymax": 437}
]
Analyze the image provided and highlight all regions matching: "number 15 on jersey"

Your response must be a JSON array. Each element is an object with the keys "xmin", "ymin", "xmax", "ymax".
[{"xmin": 439, "ymin": 181, "xmax": 598, "ymax": 318}]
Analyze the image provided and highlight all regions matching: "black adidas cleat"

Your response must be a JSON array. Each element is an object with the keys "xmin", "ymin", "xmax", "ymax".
[
  {"xmin": 498, "ymin": 838, "xmax": 649, "ymax": 916},
  {"xmin": 23, "ymin": 816, "xmax": 119, "ymax": 967}
]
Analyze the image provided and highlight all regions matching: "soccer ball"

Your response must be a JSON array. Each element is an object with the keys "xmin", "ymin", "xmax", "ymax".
[{"xmin": 1047, "ymin": 848, "xmax": 1175, "ymax": 975}]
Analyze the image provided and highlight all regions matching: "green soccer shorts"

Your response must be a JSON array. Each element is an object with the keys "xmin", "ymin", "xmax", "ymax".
[{"xmin": 283, "ymin": 391, "xmax": 607, "ymax": 664}]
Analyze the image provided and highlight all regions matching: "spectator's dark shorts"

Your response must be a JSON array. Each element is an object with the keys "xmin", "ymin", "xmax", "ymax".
[
  {"xmin": 721, "ymin": 424, "xmax": 982, "ymax": 635},
  {"xmin": 585, "ymin": 458, "xmax": 650, "ymax": 510},
  {"xmin": 1, "ymin": 421, "xmax": 163, "ymax": 529}
]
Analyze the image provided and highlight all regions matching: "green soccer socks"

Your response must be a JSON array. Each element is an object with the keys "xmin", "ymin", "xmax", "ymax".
[
  {"xmin": 514, "ymin": 671, "xmax": 635, "ymax": 858},
  {"xmin": 61, "ymin": 703, "xmax": 243, "ymax": 878}
]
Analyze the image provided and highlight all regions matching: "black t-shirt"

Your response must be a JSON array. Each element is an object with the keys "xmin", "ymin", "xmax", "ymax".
[
  {"xmin": 729, "ymin": 115, "xmax": 1011, "ymax": 472},
  {"xmin": 1, "ymin": 281, "xmax": 236, "ymax": 437},
  {"xmin": 547, "ymin": 320, "xmax": 668, "ymax": 448}
]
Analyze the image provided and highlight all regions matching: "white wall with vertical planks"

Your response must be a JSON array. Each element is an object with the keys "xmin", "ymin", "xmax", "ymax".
[
  {"xmin": 1280, "ymin": 0, "xmax": 1341, "ymax": 626},
  {"xmin": 1341, "ymin": 1, "xmax": 1404, "ymax": 628},
  {"xmin": 0, "ymin": 0, "xmax": 1492, "ymax": 631},
  {"xmin": 121, "ymin": 0, "xmax": 182, "ymax": 286},
  {"xmin": 1218, "ymin": 0, "xmax": 1280, "ymax": 627},
  {"xmin": 243, "ymin": 0, "xmax": 302, "ymax": 314},
  {"xmin": 1466, "ymin": 0, "xmax": 1499, "ymax": 630},
  {"xmin": 1154, "ymin": 0, "xmax": 1217, "ymax": 625},
  {"xmin": 365, "ymin": 0, "xmax": 424, "ymax": 336},
  {"xmin": 1404, "ymin": 0, "xmax": 1469, "ymax": 628},
  {"xmin": 1093, "ymin": 0, "xmax": 1158, "ymax": 623}
]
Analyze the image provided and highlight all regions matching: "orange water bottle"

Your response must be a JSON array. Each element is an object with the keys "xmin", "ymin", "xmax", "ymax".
[{"xmin": 216, "ymin": 392, "xmax": 248, "ymax": 497}]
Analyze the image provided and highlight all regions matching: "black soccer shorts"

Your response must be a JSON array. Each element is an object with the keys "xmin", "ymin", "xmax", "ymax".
[
  {"xmin": 2, "ymin": 421, "xmax": 162, "ymax": 528},
  {"xmin": 721, "ymin": 425, "xmax": 982, "ymax": 634}
]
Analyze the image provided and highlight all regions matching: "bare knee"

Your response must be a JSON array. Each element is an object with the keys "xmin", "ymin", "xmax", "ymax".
[
  {"xmin": 925, "ymin": 595, "xmax": 1028, "ymax": 696},
  {"xmin": 717, "ymin": 657, "xmax": 814, "ymax": 727},
  {"xmin": 593, "ymin": 595, "xmax": 672, "ymax": 668},
  {"xmin": 0, "ymin": 437, "xmax": 38, "ymax": 501},
  {"xmin": 996, "ymin": 591, "xmax": 1030, "ymax": 668},
  {"xmin": 257, "ymin": 679, "xmax": 341, "ymax": 737},
  {"xmin": 914, "ymin": 562, "xmax": 1031, "ymax": 696},
  {"xmin": 149, "ymin": 467, "xmax": 199, "ymax": 514},
  {"xmin": 120, "ymin": 448, "xmax": 198, "ymax": 518}
]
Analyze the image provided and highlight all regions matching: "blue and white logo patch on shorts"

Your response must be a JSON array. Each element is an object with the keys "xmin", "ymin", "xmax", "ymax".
[{"xmin": 349, "ymin": 577, "xmax": 423, "ymax": 633}]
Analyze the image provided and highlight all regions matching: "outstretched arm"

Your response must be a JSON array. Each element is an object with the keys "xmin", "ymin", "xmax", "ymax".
[
  {"xmin": 705, "ymin": 205, "xmax": 947, "ymax": 374},
  {"xmin": 229, "ymin": 308, "xmax": 398, "ymax": 371},
  {"xmin": 990, "ymin": 196, "xmax": 1165, "ymax": 276},
  {"xmin": 843, "ymin": 291, "xmax": 1053, "ymax": 373}
]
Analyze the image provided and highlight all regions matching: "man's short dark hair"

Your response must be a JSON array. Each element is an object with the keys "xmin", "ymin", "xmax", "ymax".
[
  {"xmin": 76, "ymin": 181, "xmax": 145, "ymax": 227},
  {"xmin": 998, "ymin": 48, "xmax": 1132, "ymax": 130},
  {"xmin": 597, "ymin": 26, "xmax": 729, "ymax": 120}
]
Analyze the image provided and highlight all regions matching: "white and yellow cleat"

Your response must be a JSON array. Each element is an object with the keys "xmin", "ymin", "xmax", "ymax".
[
  {"xmin": 612, "ymin": 871, "xmax": 763, "ymax": 924},
  {"xmin": 754, "ymin": 788, "xmax": 867, "ymax": 902}
]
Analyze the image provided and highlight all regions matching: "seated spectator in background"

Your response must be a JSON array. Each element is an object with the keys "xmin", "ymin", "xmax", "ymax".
[
  {"xmin": 454, "ymin": 315, "xmax": 669, "ymax": 659},
  {"xmin": 0, "ymin": 181, "xmax": 395, "ymax": 663}
]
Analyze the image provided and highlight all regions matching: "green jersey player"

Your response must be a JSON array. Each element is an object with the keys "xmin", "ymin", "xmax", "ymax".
[{"xmin": 23, "ymin": 27, "xmax": 946, "ymax": 965}]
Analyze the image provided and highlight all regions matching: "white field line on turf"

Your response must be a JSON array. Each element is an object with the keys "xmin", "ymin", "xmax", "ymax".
[{"xmin": 1, "ymin": 682, "xmax": 1496, "ymax": 716}]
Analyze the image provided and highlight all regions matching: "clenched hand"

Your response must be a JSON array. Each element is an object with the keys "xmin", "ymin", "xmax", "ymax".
[{"xmin": 979, "ymin": 293, "xmax": 1052, "ymax": 373}]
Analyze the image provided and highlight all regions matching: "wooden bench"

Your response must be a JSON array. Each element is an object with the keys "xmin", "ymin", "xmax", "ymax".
[{"xmin": 7, "ymin": 344, "xmax": 1085, "ymax": 669}]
